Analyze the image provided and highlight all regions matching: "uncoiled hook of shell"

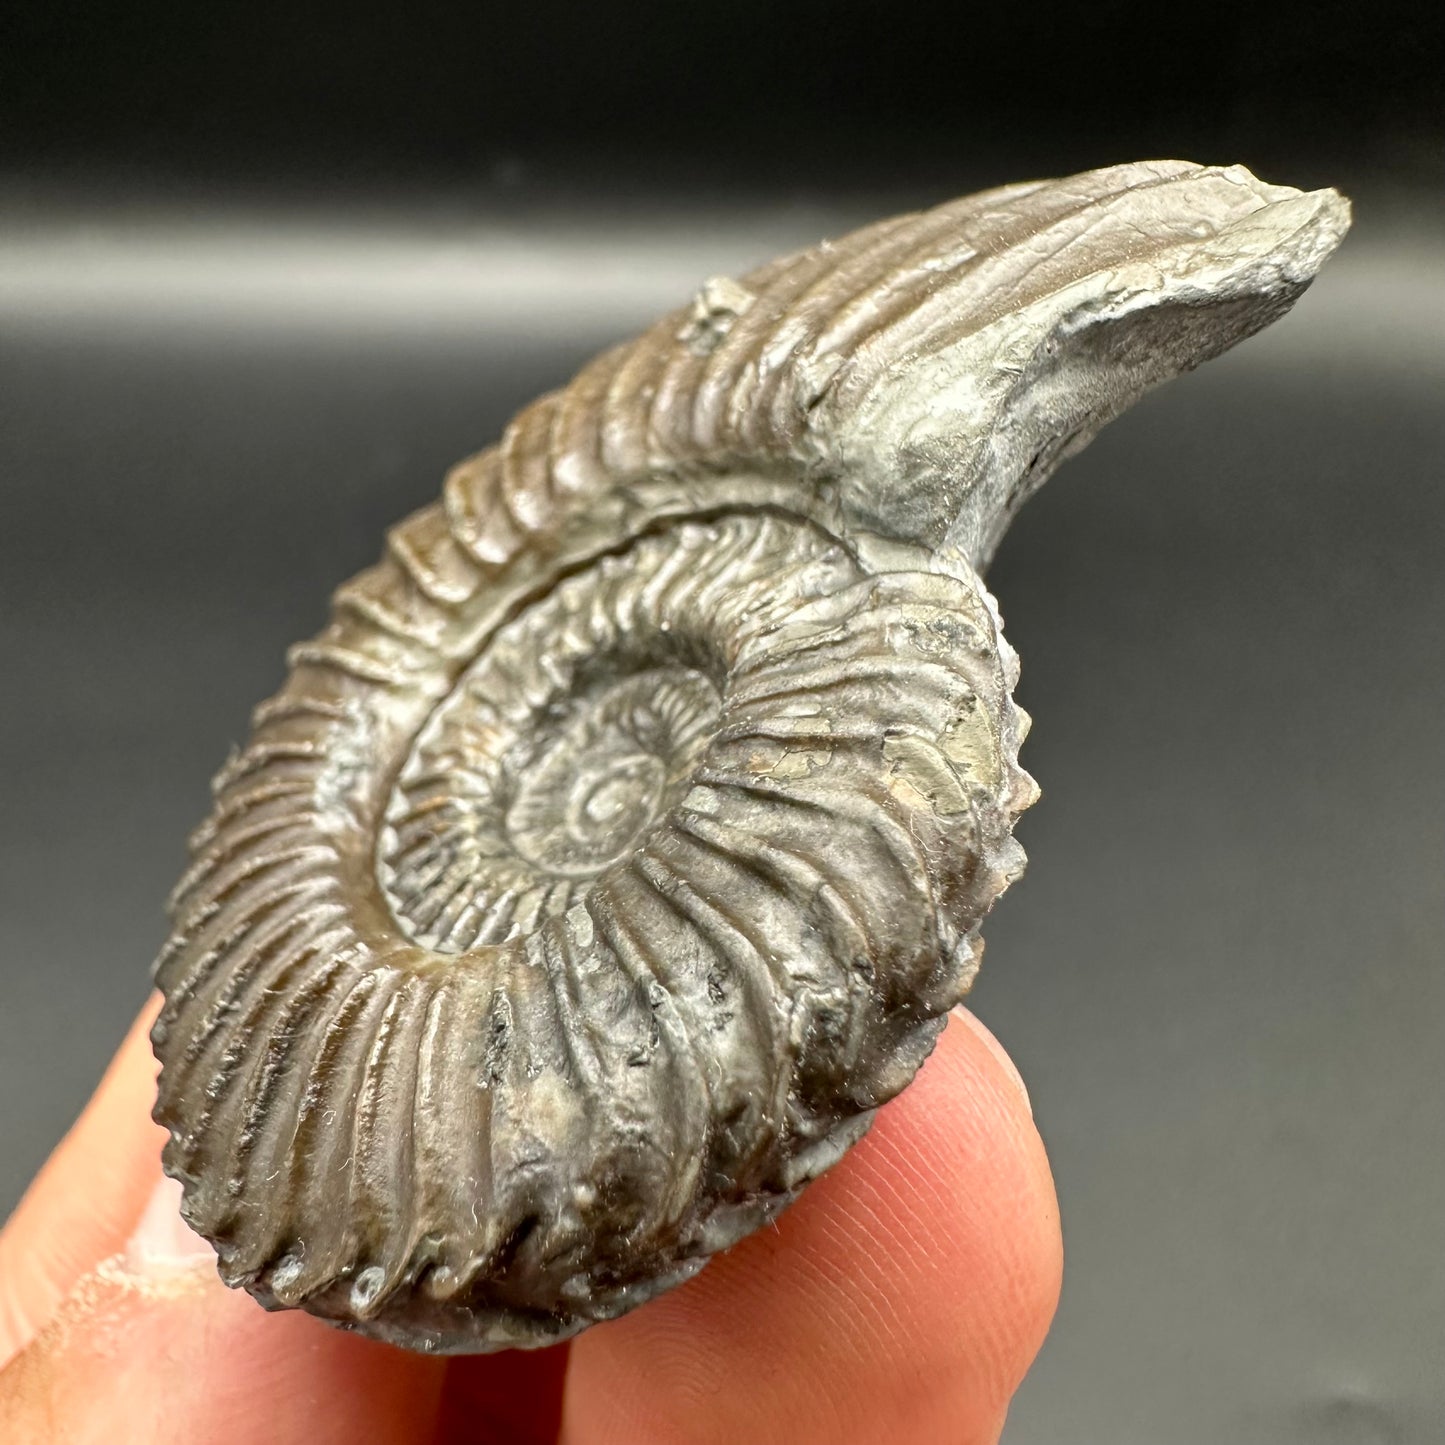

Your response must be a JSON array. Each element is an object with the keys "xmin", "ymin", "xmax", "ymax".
[{"xmin": 150, "ymin": 161, "xmax": 1349, "ymax": 1352}]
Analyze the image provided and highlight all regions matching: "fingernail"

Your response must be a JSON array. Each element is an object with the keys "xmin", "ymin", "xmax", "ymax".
[
  {"xmin": 124, "ymin": 1174, "xmax": 215, "ymax": 1275},
  {"xmin": 950, "ymin": 1006, "xmax": 1032, "ymax": 1116}
]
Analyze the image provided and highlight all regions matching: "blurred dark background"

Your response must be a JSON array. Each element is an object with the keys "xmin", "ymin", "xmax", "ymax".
[
  {"xmin": 2, "ymin": 2, "xmax": 1442, "ymax": 1440},
  {"xmin": 3, "ymin": 0, "xmax": 1444, "ymax": 192}
]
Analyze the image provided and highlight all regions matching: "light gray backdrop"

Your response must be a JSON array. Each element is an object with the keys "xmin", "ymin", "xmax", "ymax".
[{"xmin": 1, "ymin": 179, "xmax": 1440, "ymax": 1442}]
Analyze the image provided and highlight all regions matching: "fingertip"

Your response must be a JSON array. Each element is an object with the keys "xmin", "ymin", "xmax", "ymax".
[
  {"xmin": 0, "ymin": 998, "xmax": 447, "ymax": 1442},
  {"xmin": 950, "ymin": 1004, "xmax": 1032, "ymax": 1115},
  {"xmin": 564, "ymin": 1012, "xmax": 1061, "ymax": 1445},
  {"xmin": 0, "ymin": 998, "xmax": 168, "ymax": 1362},
  {"xmin": 0, "ymin": 1257, "xmax": 445, "ymax": 1445},
  {"xmin": 122, "ymin": 1175, "xmax": 217, "ymax": 1275}
]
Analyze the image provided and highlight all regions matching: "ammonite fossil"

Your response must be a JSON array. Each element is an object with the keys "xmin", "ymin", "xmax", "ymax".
[{"xmin": 151, "ymin": 161, "xmax": 1349, "ymax": 1352}]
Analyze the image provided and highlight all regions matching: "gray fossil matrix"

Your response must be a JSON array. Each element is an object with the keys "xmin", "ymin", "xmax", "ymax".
[{"xmin": 150, "ymin": 160, "xmax": 1349, "ymax": 1352}]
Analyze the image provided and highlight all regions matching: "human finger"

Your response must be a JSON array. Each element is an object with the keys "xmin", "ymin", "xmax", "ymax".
[
  {"xmin": 0, "ymin": 1000, "xmax": 446, "ymax": 1445},
  {"xmin": 561, "ymin": 1008, "xmax": 1061, "ymax": 1445}
]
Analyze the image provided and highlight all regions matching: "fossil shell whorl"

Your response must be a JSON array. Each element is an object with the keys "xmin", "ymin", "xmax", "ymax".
[{"xmin": 151, "ymin": 161, "xmax": 1349, "ymax": 1352}]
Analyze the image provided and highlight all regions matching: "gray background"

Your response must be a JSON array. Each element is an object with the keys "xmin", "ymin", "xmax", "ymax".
[
  {"xmin": 2, "ymin": 0, "xmax": 1443, "ymax": 1435},
  {"xmin": 2, "ymin": 178, "xmax": 1441, "ymax": 1443}
]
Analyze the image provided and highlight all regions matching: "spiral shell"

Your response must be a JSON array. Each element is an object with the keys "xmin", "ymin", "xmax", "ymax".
[{"xmin": 151, "ymin": 161, "xmax": 1349, "ymax": 1351}]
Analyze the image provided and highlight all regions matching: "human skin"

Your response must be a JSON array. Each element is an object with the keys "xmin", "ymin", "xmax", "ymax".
[{"xmin": 0, "ymin": 998, "xmax": 1060, "ymax": 1445}]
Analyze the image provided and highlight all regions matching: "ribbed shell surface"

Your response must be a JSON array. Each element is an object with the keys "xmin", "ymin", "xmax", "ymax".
[{"xmin": 151, "ymin": 161, "xmax": 1349, "ymax": 1350}]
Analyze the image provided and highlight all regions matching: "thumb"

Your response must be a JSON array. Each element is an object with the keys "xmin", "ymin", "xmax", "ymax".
[
  {"xmin": 0, "ymin": 1000, "xmax": 444, "ymax": 1445},
  {"xmin": 0, "ymin": 1001, "xmax": 167, "ymax": 1358}
]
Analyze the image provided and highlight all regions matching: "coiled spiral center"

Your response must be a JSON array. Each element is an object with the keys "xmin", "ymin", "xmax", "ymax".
[
  {"xmin": 377, "ymin": 513, "xmax": 857, "ymax": 954},
  {"xmin": 505, "ymin": 667, "xmax": 721, "ymax": 876}
]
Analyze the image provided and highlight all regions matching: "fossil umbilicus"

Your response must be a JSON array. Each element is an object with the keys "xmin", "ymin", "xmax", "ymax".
[{"xmin": 151, "ymin": 161, "xmax": 1349, "ymax": 1352}]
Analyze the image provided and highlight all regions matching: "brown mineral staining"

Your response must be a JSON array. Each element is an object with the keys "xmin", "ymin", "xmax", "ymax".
[{"xmin": 150, "ymin": 162, "xmax": 1348, "ymax": 1352}]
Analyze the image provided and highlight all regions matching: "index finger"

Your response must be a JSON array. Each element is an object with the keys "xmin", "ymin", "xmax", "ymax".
[{"xmin": 560, "ymin": 1008, "xmax": 1062, "ymax": 1445}]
